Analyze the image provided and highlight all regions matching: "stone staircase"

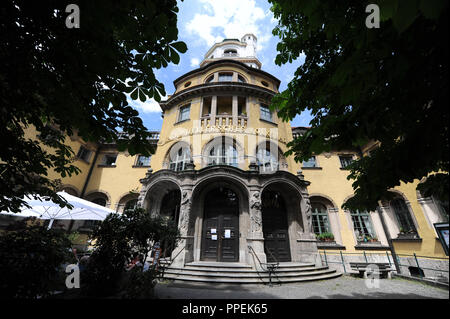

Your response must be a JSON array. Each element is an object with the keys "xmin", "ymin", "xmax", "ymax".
[{"xmin": 159, "ymin": 261, "xmax": 341, "ymax": 284}]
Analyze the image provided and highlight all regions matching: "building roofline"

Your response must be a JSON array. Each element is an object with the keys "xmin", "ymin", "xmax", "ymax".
[{"xmin": 172, "ymin": 59, "xmax": 280, "ymax": 89}]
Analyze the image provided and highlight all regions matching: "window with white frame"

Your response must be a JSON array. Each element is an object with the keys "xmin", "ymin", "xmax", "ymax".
[
  {"xmin": 169, "ymin": 147, "xmax": 191, "ymax": 171},
  {"xmin": 351, "ymin": 209, "xmax": 376, "ymax": 241},
  {"xmin": 302, "ymin": 156, "xmax": 317, "ymax": 168},
  {"xmin": 311, "ymin": 203, "xmax": 331, "ymax": 235},
  {"xmin": 207, "ymin": 138, "xmax": 238, "ymax": 167},
  {"xmin": 256, "ymin": 144, "xmax": 279, "ymax": 172},
  {"xmin": 178, "ymin": 104, "xmax": 190, "ymax": 122},
  {"xmin": 136, "ymin": 155, "xmax": 151, "ymax": 167},
  {"xmin": 339, "ymin": 155, "xmax": 354, "ymax": 168},
  {"xmin": 260, "ymin": 104, "xmax": 272, "ymax": 122}
]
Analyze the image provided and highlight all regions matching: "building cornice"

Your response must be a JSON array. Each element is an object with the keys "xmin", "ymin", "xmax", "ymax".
[
  {"xmin": 172, "ymin": 59, "xmax": 280, "ymax": 89},
  {"xmin": 159, "ymin": 82, "xmax": 277, "ymax": 110}
]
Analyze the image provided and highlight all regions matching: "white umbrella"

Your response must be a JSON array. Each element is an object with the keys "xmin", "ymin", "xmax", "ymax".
[{"xmin": 1, "ymin": 191, "xmax": 115, "ymax": 229}]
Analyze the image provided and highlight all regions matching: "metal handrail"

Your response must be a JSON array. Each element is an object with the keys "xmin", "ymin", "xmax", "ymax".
[{"xmin": 247, "ymin": 245, "xmax": 280, "ymax": 286}]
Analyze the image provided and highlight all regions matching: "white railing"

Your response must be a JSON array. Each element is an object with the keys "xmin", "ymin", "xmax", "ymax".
[{"xmin": 200, "ymin": 115, "xmax": 247, "ymax": 127}]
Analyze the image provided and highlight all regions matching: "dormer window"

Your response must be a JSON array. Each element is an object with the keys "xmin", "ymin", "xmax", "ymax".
[{"xmin": 223, "ymin": 49, "xmax": 238, "ymax": 57}]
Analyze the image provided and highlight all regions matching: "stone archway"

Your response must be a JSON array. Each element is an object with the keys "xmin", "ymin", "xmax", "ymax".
[{"xmin": 190, "ymin": 175, "xmax": 250, "ymax": 264}]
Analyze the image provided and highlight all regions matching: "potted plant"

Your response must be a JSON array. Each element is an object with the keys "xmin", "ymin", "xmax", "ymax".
[{"xmin": 316, "ymin": 232, "xmax": 334, "ymax": 242}]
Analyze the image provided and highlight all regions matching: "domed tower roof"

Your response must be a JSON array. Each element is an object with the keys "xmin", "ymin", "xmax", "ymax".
[{"xmin": 200, "ymin": 34, "xmax": 261, "ymax": 69}]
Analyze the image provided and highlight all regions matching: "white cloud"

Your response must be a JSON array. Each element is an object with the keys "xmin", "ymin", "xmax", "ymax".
[
  {"xmin": 190, "ymin": 57, "xmax": 200, "ymax": 67},
  {"xmin": 185, "ymin": 0, "xmax": 271, "ymax": 51},
  {"xmin": 128, "ymin": 96, "xmax": 165, "ymax": 113}
]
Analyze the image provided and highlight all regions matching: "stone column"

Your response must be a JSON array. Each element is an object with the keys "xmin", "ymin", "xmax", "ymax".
[
  {"xmin": 232, "ymin": 96, "xmax": 238, "ymax": 126},
  {"xmin": 295, "ymin": 171, "xmax": 320, "ymax": 264},
  {"xmin": 211, "ymin": 96, "xmax": 217, "ymax": 126},
  {"xmin": 247, "ymin": 187, "xmax": 267, "ymax": 270},
  {"xmin": 170, "ymin": 186, "xmax": 194, "ymax": 267}
]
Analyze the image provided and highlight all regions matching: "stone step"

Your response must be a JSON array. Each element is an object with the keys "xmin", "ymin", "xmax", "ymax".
[
  {"xmin": 162, "ymin": 271, "xmax": 342, "ymax": 284},
  {"xmin": 185, "ymin": 261, "xmax": 253, "ymax": 269},
  {"xmin": 162, "ymin": 268, "xmax": 336, "ymax": 279},
  {"xmin": 166, "ymin": 265, "xmax": 329, "ymax": 274}
]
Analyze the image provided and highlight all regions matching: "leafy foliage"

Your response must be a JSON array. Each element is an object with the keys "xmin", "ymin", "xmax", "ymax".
[
  {"xmin": 0, "ymin": 218, "xmax": 75, "ymax": 299},
  {"xmin": 0, "ymin": 1, "xmax": 187, "ymax": 213},
  {"xmin": 269, "ymin": 0, "xmax": 449, "ymax": 210},
  {"xmin": 82, "ymin": 207, "xmax": 179, "ymax": 297}
]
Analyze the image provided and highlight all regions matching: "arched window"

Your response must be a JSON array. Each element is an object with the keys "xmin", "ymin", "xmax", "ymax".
[
  {"xmin": 92, "ymin": 198, "xmax": 107, "ymax": 207},
  {"xmin": 169, "ymin": 146, "xmax": 191, "ymax": 171},
  {"xmin": 311, "ymin": 203, "xmax": 330, "ymax": 235},
  {"xmin": 207, "ymin": 138, "xmax": 238, "ymax": 167},
  {"xmin": 223, "ymin": 49, "xmax": 237, "ymax": 56},
  {"xmin": 237, "ymin": 75, "xmax": 246, "ymax": 83},
  {"xmin": 124, "ymin": 199, "xmax": 138, "ymax": 212},
  {"xmin": 205, "ymin": 75, "xmax": 214, "ymax": 83},
  {"xmin": 391, "ymin": 198, "xmax": 417, "ymax": 234},
  {"xmin": 256, "ymin": 144, "xmax": 279, "ymax": 172},
  {"xmin": 350, "ymin": 209, "xmax": 376, "ymax": 241}
]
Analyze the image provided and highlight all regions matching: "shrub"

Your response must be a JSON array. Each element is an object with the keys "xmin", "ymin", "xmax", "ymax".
[
  {"xmin": 0, "ymin": 218, "xmax": 75, "ymax": 299},
  {"xmin": 81, "ymin": 207, "xmax": 180, "ymax": 297}
]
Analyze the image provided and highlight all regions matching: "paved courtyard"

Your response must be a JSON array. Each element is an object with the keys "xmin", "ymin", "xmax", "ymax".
[{"xmin": 154, "ymin": 276, "xmax": 449, "ymax": 299}]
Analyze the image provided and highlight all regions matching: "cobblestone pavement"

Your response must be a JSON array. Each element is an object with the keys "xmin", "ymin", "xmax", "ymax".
[{"xmin": 154, "ymin": 276, "xmax": 449, "ymax": 299}]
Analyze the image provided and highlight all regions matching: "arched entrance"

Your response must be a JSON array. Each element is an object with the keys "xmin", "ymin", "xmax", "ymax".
[
  {"xmin": 262, "ymin": 190, "xmax": 291, "ymax": 262},
  {"xmin": 201, "ymin": 187, "xmax": 239, "ymax": 262}
]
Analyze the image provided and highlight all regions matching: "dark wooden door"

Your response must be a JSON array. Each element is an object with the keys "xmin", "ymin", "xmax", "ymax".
[
  {"xmin": 201, "ymin": 188, "xmax": 239, "ymax": 262},
  {"xmin": 262, "ymin": 191, "xmax": 291, "ymax": 262}
]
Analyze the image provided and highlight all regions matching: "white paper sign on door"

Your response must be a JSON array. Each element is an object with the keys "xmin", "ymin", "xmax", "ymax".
[
  {"xmin": 211, "ymin": 234, "xmax": 217, "ymax": 240},
  {"xmin": 211, "ymin": 228, "xmax": 216, "ymax": 234},
  {"xmin": 224, "ymin": 229, "xmax": 231, "ymax": 238}
]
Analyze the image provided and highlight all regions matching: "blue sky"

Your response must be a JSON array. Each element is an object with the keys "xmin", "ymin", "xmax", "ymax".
[{"xmin": 129, "ymin": 0, "xmax": 312, "ymax": 131}]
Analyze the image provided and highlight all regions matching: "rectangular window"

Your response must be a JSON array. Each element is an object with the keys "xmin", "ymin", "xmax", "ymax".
[
  {"xmin": 102, "ymin": 154, "xmax": 117, "ymax": 166},
  {"xmin": 339, "ymin": 155, "xmax": 354, "ymax": 168},
  {"xmin": 218, "ymin": 72, "xmax": 233, "ymax": 81},
  {"xmin": 260, "ymin": 104, "xmax": 272, "ymax": 122},
  {"xmin": 351, "ymin": 210, "xmax": 376, "ymax": 241},
  {"xmin": 136, "ymin": 155, "xmax": 151, "ymax": 167},
  {"xmin": 302, "ymin": 156, "xmax": 317, "ymax": 168},
  {"xmin": 178, "ymin": 104, "xmax": 190, "ymax": 122},
  {"xmin": 77, "ymin": 146, "xmax": 91, "ymax": 162}
]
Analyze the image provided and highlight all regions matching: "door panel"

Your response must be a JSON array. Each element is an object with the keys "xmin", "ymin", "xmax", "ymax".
[
  {"xmin": 201, "ymin": 188, "xmax": 239, "ymax": 262},
  {"xmin": 262, "ymin": 191, "xmax": 291, "ymax": 262}
]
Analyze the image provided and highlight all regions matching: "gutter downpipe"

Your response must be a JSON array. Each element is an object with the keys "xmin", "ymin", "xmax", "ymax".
[{"xmin": 80, "ymin": 145, "xmax": 101, "ymax": 198}]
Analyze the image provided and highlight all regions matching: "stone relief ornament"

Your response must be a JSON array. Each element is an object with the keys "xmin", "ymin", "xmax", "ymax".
[
  {"xmin": 179, "ymin": 190, "xmax": 192, "ymax": 235},
  {"xmin": 250, "ymin": 191, "xmax": 263, "ymax": 233},
  {"xmin": 250, "ymin": 191, "xmax": 261, "ymax": 211}
]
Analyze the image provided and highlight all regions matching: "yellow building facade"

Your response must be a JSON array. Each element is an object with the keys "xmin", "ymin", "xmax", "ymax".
[{"xmin": 16, "ymin": 34, "xmax": 448, "ymax": 281}]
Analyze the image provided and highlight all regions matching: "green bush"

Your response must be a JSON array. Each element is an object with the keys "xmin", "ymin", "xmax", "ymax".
[
  {"xmin": 0, "ymin": 219, "xmax": 75, "ymax": 299},
  {"xmin": 82, "ymin": 207, "xmax": 180, "ymax": 297}
]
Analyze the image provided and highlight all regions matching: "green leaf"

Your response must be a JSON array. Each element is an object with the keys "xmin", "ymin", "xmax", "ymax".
[{"xmin": 170, "ymin": 41, "xmax": 188, "ymax": 53}]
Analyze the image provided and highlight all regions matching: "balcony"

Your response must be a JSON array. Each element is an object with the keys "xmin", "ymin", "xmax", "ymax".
[{"xmin": 200, "ymin": 114, "xmax": 247, "ymax": 127}]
